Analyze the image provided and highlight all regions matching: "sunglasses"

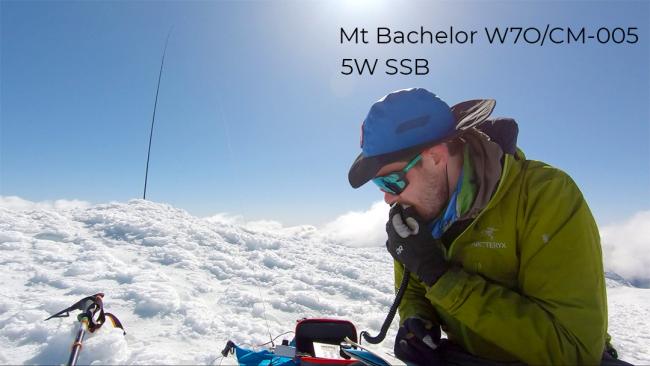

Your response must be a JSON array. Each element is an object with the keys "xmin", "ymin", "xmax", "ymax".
[{"xmin": 372, "ymin": 154, "xmax": 422, "ymax": 195}]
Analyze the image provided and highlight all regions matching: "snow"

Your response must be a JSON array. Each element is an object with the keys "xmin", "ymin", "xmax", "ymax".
[
  {"xmin": 606, "ymin": 286, "xmax": 650, "ymax": 364},
  {"xmin": 0, "ymin": 198, "xmax": 648, "ymax": 365}
]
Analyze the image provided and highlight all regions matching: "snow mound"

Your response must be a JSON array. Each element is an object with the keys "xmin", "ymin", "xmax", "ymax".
[
  {"xmin": 0, "ymin": 200, "xmax": 392, "ymax": 364},
  {"xmin": 0, "ymin": 199, "xmax": 648, "ymax": 364}
]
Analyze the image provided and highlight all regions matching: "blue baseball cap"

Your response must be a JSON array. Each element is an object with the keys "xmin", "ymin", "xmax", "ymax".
[{"xmin": 348, "ymin": 88, "xmax": 496, "ymax": 188}]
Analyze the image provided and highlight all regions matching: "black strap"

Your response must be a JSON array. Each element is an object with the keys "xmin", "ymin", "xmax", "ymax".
[
  {"xmin": 85, "ymin": 295, "xmax": 126, "ymax": 335},
  {"xmin": 221, "ymin": 340, "xmax": 236, "ymax": 357}
]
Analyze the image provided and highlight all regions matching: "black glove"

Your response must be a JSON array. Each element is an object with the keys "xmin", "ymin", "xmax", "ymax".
[
  {"xmin": 386, "ymin": 204, "xmax": 449, "ymax": 287},
  {"xmin": 394, "ymin": 317, "xmax": 442, "ymax": 365}
]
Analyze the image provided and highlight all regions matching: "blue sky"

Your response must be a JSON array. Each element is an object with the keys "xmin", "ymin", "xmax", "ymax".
[{"xmin": 1, "ymin": 1, "xmax": 648, "ymax": 226}]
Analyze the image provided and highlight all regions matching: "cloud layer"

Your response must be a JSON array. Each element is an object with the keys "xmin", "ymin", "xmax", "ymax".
[
  {"xmin": 600, "ymin": 211, "xmax": 650, "ymax": 284},
  {"xmin": 320, "ymin": 201, "xmax": 389, "ymax": 248},
  {"xmin": 321, "ymin": 203, "xmax": 650, "ymax": 284},
  {"xmin": 0, "ymin": 196, "xmax": 90, "ymax": 211},
  {"xmin": 204, "ymin": 201, "xmax": 390, "ymax": 248}
]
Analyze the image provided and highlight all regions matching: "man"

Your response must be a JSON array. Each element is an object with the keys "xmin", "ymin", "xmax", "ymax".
[{"xmin": 347, "ymin": 88, "xmax": 618, "ymax": 365}]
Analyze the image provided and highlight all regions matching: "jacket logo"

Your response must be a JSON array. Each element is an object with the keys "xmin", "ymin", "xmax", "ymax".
[
  {"xmin": 482, "ymin": 227, "xmax": 498, "ymax": 240},
  {"xmin": 471, "ymin": 241, "xmax": 507, "ymax": 249},
  {"xmin": 396, "ymin": 245, "xmax": 404, "ymax": 255}
]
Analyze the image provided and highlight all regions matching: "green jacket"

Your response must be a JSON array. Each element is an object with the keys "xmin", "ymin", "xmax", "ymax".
[{"xmin": 395, "ymin": 134, "xmax": 608, "ymax": 365}]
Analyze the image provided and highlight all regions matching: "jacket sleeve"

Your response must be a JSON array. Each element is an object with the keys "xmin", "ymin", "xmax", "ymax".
[{"xmin": 425, "ymin": 168, "xmax": 608, "ymax": 365}]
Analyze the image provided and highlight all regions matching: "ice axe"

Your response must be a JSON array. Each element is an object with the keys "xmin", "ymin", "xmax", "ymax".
[{"xmin": 45, "ymin": 293, "xmax": 125, "ymax": 366}]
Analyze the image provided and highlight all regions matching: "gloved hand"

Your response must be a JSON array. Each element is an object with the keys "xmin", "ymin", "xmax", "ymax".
[
  {"xmin": 386, "ymin": 204, "xmax": 449, "ymax": 287},
  {"xmin": 394, "ymin": 317, "xmax": 442, "ymax": 365}
]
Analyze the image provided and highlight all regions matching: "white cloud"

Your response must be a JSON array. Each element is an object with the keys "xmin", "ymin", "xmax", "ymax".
[
  {"xmin": 0, "ymin": 196, "xmax": 90, "ymax": 211},
  {"xmin": 203, "ymin": 213, "xmax": 317, "ymax": 238},
  {"xmin": 203, "ymin": 212, "xmax": 246, "ymax": 226},
  {"xmin": 204, "ymin": 204, "xmax": 388, "ymax": 246},
  {"xmin": 601, "ymin": 211, "xmax": 650, "ymax": 282},
  {"xmin": 320, "ymin": 201, "xmax": 389, "ymax": 248},
  {"xmin": 243, "ymin": 220, "xmax": 285, "ymax": 232},
  {"xmin": 204, "ymin": 212, "xmax": 286, "ymax": 232},
  {"xmin": 320, "ymin": 202, "xmax": 650, "ymax": 283}
]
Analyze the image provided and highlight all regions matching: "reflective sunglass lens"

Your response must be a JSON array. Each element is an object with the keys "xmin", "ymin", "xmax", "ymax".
[{"xmin": 373, "ymin": 175, "xmax": 406, "ymax": 195}]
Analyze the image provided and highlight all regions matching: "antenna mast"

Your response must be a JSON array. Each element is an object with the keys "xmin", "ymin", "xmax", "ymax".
[{"xmin": 143, "ymin": 28, "xmax": 172, "ymax": 200}]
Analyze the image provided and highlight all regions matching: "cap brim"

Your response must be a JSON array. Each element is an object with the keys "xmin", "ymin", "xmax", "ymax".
[
  {"xmin": 348, "ymin": 98, "xmax": 496, "ymax": 188},
  {"xmin": 347, "ymin": 137, "xmax": 460, "ymax": 188},
  {"xmin": 348, "ymin": 153, "xmax": 383, "ymax": 189}
]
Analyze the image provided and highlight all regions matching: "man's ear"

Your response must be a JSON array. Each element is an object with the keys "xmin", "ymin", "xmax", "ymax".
[{"xmin": 423, "ymin": 144, "xmax": 448, "ymax": 165}]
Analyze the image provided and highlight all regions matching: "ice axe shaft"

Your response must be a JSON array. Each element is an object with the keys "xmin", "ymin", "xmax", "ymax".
[
  {"xmin": 68, "ymin": 319, "xmax": 88, "ymax": 366},
  {"xmin": 68, "ymin": 298, "xmax": 95, "ymax": 366}
]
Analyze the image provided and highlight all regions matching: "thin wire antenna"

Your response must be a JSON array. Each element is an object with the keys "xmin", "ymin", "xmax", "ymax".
[
  {"xmin": 143, "ymin": 27, "xmax": 173, "ymax": 200},
  {"xmin": 258, "ymin": 287, "xmax": 274, "ymax": 348}
]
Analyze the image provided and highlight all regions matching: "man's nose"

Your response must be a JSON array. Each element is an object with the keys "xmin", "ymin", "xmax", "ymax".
[{"xmin": 384, "ymin": 191, "xmax": 398, "ymax": 205}]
